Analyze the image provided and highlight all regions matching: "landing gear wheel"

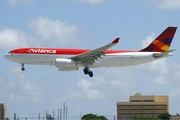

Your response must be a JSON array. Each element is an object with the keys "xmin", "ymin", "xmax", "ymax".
[
  {"xmin": 83, "ymin": 67, "xmax": 93, "ymax": 77},
  {"xmin": 21, "ymin": 64, "xmax": 25, "ymax": 71},
  {"xmin": 21, "ymin": 67, "xmax": 25, "ymax": 71},
  {"xmin": 88, "ymin": 71, "xmax": 93, "ymax": 77},
  {"xmin": 83, "ymin": 67, "xmax": 89, "ymax": 74}
]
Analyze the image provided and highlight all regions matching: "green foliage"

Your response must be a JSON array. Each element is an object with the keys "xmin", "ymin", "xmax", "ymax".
[
  {"xmin": 157, "ymin": 112, "xmax": 171, "ymax": 120},
  {"xmin": 133, "ymin": 113, "xmax": 171, "ymax": 120},
  {"xmin": 134, "ymin": 116, "xmax": 160, "ymax": 120},
  {"xmin": 81, "ymin": 113, "xmax": 107, "ymax": 120}
]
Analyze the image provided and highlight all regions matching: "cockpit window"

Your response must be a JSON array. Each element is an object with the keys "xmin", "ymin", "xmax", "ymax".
[{"xmin": 8, "ymin": 51, "xmax": 13, "ymax": 53}]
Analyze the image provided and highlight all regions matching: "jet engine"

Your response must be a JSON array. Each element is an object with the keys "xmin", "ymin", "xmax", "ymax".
[{"xmin": 55, "ymin": 58, "xmax": 78, "ymax": 71}]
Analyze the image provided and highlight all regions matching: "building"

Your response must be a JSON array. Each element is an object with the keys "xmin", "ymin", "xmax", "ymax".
[
  {"xmin": 0, "ymin": 104, "xmax": 7, "ymax": 120},
  {"xmin": 116, "ymin": 93, "xmax": 168, "ymax": 119},
  {"xmin": 170, "ymin": 114, "xmax": 180, "ymax": 120}
]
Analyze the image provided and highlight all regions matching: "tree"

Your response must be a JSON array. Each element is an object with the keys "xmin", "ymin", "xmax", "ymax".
[
  {"xmin": 82, "ymin": 113, "xmax": 107, "ymax": 120},
  {"xmin": 157, "ymin": 112, "xmax": 171, "ymax": 120},
  {"xmin": 134, "ymin": 116, "xmax": 160, "ymax": 120},
  {"xmin": 97, "ymin": 115, "xmax": 107, "ymax": 120}
]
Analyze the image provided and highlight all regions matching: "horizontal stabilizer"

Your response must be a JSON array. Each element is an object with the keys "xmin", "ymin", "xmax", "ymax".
[{"xmin": 153, "ymin": 49, "xmax": 176, "ymax": 58}]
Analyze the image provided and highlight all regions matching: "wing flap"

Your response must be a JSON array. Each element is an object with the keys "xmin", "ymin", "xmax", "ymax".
[{"xmin": 71, "ymin": 38, "xmax": 119, "ymax": 66}]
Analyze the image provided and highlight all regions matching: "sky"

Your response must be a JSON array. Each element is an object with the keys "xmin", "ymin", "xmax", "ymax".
[{"xmin": 0, "ymin": 0, "xmax": 180, "ymax": 119}]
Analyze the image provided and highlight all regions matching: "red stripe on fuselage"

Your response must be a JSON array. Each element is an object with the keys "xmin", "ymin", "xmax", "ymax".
[{"xmin": 9, "ymin": 48, "xmax": 137, "ymax": 55}]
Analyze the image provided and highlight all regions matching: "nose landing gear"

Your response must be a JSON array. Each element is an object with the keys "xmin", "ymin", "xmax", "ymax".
[
  {"xmin": 21, "ymin": 64, "xmax": 25, "ymax": 71},
  {"xmin": 83, "ymin": 67, "xmax": 93, "ymax": 77}
]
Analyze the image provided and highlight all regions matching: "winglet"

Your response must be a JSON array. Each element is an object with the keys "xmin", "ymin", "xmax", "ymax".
[{"xmin": 112, "ymin": 38, "xmax": 120, "ymax": 43}]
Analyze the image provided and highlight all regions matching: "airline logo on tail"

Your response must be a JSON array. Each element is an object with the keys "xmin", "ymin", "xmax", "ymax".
[
  {"xmin": 141, "ymin": 27, "xmax": 177, "ymax": 52},
  {"xmin": 152, "ymin": 38, "xmax": 171, "ymax": 51}
]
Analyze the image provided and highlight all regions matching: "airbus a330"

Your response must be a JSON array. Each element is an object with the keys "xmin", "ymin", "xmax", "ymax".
[{"xmin": 4, "ymin": 27, "xmax": 177, "ymax": 77}]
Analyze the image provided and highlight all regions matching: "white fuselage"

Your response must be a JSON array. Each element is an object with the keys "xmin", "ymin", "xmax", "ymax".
[
  {"xmin": 4, "ymin": 27, "xmax": 177, "ymax": 77},
  {"xmin": 4, "ymin": 52, "xmax": 173, "ymax": 68}
]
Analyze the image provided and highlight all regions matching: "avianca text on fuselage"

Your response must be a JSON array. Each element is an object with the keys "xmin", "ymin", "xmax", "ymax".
[
  {"xmin": 28, "ymin": 48, "xmax": 56, "ymax": 54},
  {"xmin": 4, "ymin": 27, "xmax": 178, "ymax": 77}
]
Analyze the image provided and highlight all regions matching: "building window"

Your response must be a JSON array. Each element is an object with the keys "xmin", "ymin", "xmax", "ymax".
[
  {"xmin": 131, "ymin": 100, "xmax": 142, "ymax": 102},
  {"xmin": 143, "ymin": 100, "xmax": 154, "ymax": 102}
]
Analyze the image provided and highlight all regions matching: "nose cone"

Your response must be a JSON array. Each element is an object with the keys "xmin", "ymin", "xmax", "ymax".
[
  {"xmin": 4, "ymin": 54, "xmax": 9, "ymax": 59},
  {"xmin": 4, "ymin": 53, "xmax": 12, "ymax": 60},
  {"xmin": 4, "ymin": 53, "xmax": 20, "ymax": 63}
]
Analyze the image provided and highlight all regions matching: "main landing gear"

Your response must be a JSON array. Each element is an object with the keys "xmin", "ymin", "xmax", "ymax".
[
  {"xmin": 83, "ymin": 67, "xmax": 93, "ymax": 77},
  {"xmin": 21, "ymin": 64, "xmax": 25, "ymax": 71}
]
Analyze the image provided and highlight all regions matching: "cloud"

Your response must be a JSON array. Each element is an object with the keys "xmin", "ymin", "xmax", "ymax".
[
  {"xmin": 140, "ymin": 31, "xmax": 168, "ymax": 74},
  {"xmin": 7, "ymin": 79, "xmax": 42, "ymax": 103},
  {"xmin": 149, "ymin": 0, "xmax": 180, "ymax": 9},
  {"xmin": 30, "ymin": 16, "xmax": 80, "ymax": 45},
  {"xmin": 174, "ymin": 64, "xmax": 180, "ymax": 80},
  {"xmin": 0, "ymin": 28, "xmax": 33, "ymax": 51},
  {"xmin": 152, "ymin": 76, "xmax": 168, "ymax": 84},
  {"xmin": 7, "ymin": 0, "xmax": 34, "ymax": 7},
  {"xmin": 10, "ymin": 67, "xmax": 26, "ymax": 79},
  {"xmin": 140, "ymin": 31, "xmax": 168, "ymax": 72},
  {"xmin": 140, "ymin": 32, "xmax": 155, "ymax": 48},
  {"xmin": 0, "ymin": 67, "xmax": 42, "ymax": 103},
  {"xmin": 139, "ymin": 30, "xmax": 180, "ymax": 106},
  {"xmin": 69, "ymin": 78, "xmax": 106, "ymax": 101},
  {"xmin": 67, "ymin": 68, "xmax": 137, "ymax": 101},
  {"xmin": 148, "ymin": 59, "xmax": 169, "ymax": 74},
  {"xmin": 0, "ymin": 16, "xmax": 82, "ymax": 51},
  {"xmin": 140, "ymin": 30, "xmax": 174, "ymax": 83}
]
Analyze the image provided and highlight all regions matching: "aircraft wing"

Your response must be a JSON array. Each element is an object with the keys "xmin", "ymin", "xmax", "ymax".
[{"xmin": 71, "ymin": 38, "xmax": 119, "ymax": 65}]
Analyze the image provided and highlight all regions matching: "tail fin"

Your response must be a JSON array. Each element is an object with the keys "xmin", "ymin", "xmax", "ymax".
[{"xmin": 140, "ymin": 27, "xmax": 177, "ymax": 52}]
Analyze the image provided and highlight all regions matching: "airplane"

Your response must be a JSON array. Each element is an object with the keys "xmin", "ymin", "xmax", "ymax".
[{"xmin": 4, "ymin": 26, "xmax": 177, "ymax": 77}]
